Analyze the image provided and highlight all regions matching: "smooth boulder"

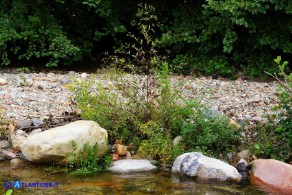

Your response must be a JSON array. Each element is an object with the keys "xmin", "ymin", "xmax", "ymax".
[
  {"xmin": 172, "ymin": 152, "xmax": 241, "ymax": 182},
  {"xmin": 21, "ymin": 120, "xmax": 108, "ymax": 164},
  {"xmin": 250, "ymin": 159, "xmax": 292, "ymax": 194},
  {"xmin": 109, "ymin": 159, "xmax": 157, "ymax": 173}
]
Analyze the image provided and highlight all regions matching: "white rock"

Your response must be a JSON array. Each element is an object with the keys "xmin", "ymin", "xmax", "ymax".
[
  {"xmin": 21, "ymin": 120, "xmax": 108, "ymax": 164},
  {"xmin": 81, "ymin": 73, "xmax": 87, "ymax": 79},
  {"xmin": 173, "ymin": 135, "xmax": 183, "ymax": 146},
  {"xmin": 172, "ymin": 152, "xmax": 241, "ymax": 182},
  {"xmin": 109, "ymin": 159, "xmax": 157, "ymax": 173}
]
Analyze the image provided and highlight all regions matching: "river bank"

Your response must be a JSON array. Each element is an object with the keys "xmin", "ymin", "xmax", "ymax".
[{"xmin": 0, "ymin": 69, "xmax": 279, "ymax": 126}]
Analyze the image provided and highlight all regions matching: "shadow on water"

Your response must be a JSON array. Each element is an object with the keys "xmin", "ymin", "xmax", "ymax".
[{"xmin": 1, "ymin": 161, "xmax": 266, "ymax": 195}]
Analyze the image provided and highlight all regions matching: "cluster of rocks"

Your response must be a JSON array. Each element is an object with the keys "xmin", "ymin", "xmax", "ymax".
[
  {"xmin": 1, "ymin": 70, "xmax": 290, "ymax": 193},
  {"xmin": 110, "ymin": 139, "xmax": 135, "ymax": 161},
  {"xmin": 0, "ymin": 71, "xmax": 75, "ymax": 121},
  {"xmin": 0, "ymin": 70, "xmax": 280, "ymax": 128},
  {"xmin": 0, "ymin": 119, "xmax": 291, "ymax": 194}
]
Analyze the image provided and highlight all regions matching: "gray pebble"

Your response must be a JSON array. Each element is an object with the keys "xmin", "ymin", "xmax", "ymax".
[
  {"xmin": 32, "ymin": 118, "xmax": 43, "ymax": 127},
  {"xmin": 17, "ymin": 119, "xmax": 32, "ymax": 129}
]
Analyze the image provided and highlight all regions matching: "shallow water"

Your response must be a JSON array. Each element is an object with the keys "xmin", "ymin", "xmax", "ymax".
[{"xmin": 0, "ymin": 161, "xmax": 266, "ymax": 195}]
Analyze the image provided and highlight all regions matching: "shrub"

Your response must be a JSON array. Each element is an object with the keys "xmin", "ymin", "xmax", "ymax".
[
  {"xmin": 68, "ymin": 62, "xmax": 189, "ymax": 144},
  {"xmin": 258, "ymin": 56, "xmax": 292, "ymax": 162},
  {"xmin": 251, "ymin": 123, "xmax": 290, "ymax": 161},
  {"xmin": 68, "ymin": 62, "xmax": 240, "ymax": 163},
  {"xmin": 66, "ymin": 141, "xmax": 112, "ymax": 175},
  {"xmin": 137, "ymin": 121, "xmax": 173, "ymax": 164},
  {"xmin": 180, "ymin": 106, "xmax": 240, "ymax": 158}
]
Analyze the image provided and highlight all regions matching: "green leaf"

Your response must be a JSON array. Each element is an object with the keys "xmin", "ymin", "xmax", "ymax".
[
  {"xmin": 254, "ymin": 144, "xmax": 261, "ymax": 150},
  {"xmin": 6, "ymin": 189, "xmax": 13, "ymax": 195},
  {"xmin": 274, "ymin": 56, "xmax": 281, "ymax": 64},
  {"xmin": 282, "ymin": 61, "xmax": 289, "ymax": 69}
]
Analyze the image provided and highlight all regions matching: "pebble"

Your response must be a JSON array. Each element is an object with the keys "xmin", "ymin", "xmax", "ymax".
[
  {"xmin": 0, "ymin": 140, "xmax": 10, "ymax": 149},
  {"xmin": 17, "ymin": 120, "xmax": 32, "ymax": 129},
  {"xmin": 68, "ymin": 71, "xmax": 75, "ymax": 75},
  {"xmin": 0, "ymin": 149, "xmax": 16, "ymax": 159},
  {"xmin": 32, "ymin": 118, "xmax": 43, "ymax": 127},
  {"xmin": 10, "ymin": 158, "xmax": 24, "ymax": 166},
  {"xmin": 0, "ymin": 70, "xmax": 280, "ymax": 130},
  {"xmin": 0, "ymin": 78, "xmax": 7, "ymax": 85},
  {"xmin": 81, "ymin": 73, "xmax": 87, "ymax": 79},
  {"xmin": 0, "ymin": 91, "xmax": 7, "ymax": 95}
]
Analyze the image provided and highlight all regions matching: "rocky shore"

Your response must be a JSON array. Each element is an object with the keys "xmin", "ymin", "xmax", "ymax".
[
  {"xmin": 0, "ymin": 69, "xmax": 280, "ymax": 127},
  {"xmin": 1, "ymin": 69, "xmax": 291, "ymax": 194}
]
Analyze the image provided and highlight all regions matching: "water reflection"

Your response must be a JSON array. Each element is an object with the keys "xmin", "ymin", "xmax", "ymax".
[{"xmin": 0, "ymin": 161, "xmax": 265, "ymax": 195}]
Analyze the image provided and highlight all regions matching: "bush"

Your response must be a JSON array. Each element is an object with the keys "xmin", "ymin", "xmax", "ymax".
[
  {"xmin": 257, "ymin": 56, "xmax": 292, "ymax": 162},
  {"xmin": 251, "ymin": 123, "xmax": 290, "ymax": 161},
  {"xmin": 68, "ymin": 62, "xmax": 188, "ymax": 144},
  {"xmin": 68, "ymin": 62, "xmax": 240, "ymax": 163},
  {"xmin": 250, "ymin": 57, "xmax": 292, "ymax": 162},
  {"xmin": 137, "ymin": 121, "xmax": 173, "ymax": 164},
  {"xmin": 180, "ymin": 106, "xmax": 240, "ymax": 158},
  {"xmin": 66, "ymin": 141, "xmax": 112, "ymax": 175}
]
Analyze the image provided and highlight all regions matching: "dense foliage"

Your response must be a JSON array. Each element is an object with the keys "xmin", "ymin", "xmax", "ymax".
[
  {"xmin": 250, "ymin": 57, "xmax": 292, "ymax": 162},
  {"xmin": 68, "ymin": 64, "xmax": 239, "ymax": 163},
  {"xmin": 1, "ymin": 0, "xmax": 291, "ymax": 77}
]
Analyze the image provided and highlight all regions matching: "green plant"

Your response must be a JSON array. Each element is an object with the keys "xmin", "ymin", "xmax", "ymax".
[
  {"xmin": 136, "ymin": 121, "xmax": 173, "ymax": 164},
  {"xmin": 18, "ymin": 73, "xmax": 29, "ymax": 87},
  {"xmin": 105, "ymin": 3, "xmax": 162, "ymax": 73},
  {"xmin": 180, "ymin": 106, "xmax": 240, "ymax": 158},
  {"xmin": 66, "ymin": 141, "xmax": 112, "ymax": 175},
  {"xmin": 5, "ymin": 189, "xmax": 13, "ymax": 195},
  {"xmin": 0, "ymin": 110, "xmax": 11, "ymax": 140},
  {"xmin": 250, "ymin": 123, "xmax": 290, "ymax": 161},
  {"xmin": 69, "ymin": 62, "xmax": 240, "ymax": 163},
  {"xmin": 261, "ymin": 56, "xmax": 292, "ymax": 161},
  {"xmin": 15, "ymin": 67, "xmax": 30, "ymax": 73},
  {"xmin": 172, "ymin": 55, "xmax": 235, "ymax": 76}
]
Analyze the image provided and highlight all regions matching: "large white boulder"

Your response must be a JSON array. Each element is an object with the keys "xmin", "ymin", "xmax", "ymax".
[
  {"xmin": 109, "ymin": 159, "xmax": 157, "ymax": 173},
  {"xmin": 21, "ymin": 120, "xmax": 108, "ymax": 164},
  {"xmin": 172, "ymin": 152, "xmax": 241, "ymax": 182}
]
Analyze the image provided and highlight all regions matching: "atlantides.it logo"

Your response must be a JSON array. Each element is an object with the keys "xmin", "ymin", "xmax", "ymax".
[{"xmin": 4, "ymin": 181, "xmax": 59, "ymax": 189}]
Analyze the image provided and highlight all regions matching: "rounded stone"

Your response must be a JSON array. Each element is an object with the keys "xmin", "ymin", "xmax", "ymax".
[
  {"xmin": 10, "ymin": 158, "xmax": 24, "ymax": 166},
  {"xmin": 0, "ymin": 140, "xmax": 10, "ymax": 149}
]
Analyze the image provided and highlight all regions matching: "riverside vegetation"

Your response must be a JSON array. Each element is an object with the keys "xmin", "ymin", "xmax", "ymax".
[
  {"xmin": 66, "ymin": 57, "xmax": 292, "ymax": 172},
  {"xmin": 251, "ymin": 57, "xmax": 292, "ymax": 162},
  {"xmin": 65, "ymin": 141, "xmax": 112, "ymax": 175},
  {"xmin": 68, "ymin": 63, "xmax": 240, "ymax": 164},
  {"xmin": 0, "ymin": 59, "xmax": 291, "ymax": 175},
  {"xmin": 0, "ymin": 0, "xmax": 291, "ymax": 174}
]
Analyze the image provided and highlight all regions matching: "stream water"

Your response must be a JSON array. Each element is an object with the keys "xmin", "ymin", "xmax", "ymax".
[{"xmin": 0, "ymin": 161, "xmax": 269, "ymax": 195}]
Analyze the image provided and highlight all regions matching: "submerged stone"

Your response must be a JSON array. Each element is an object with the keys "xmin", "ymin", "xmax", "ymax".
[
  {"xmin": 109, "ymin": 159, "xmax": 157, "ymax": 173},
  {"xmin": 172, "ymin": 152, "xmax": 241, "ymax": 182}
]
